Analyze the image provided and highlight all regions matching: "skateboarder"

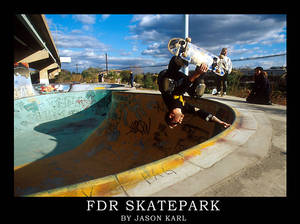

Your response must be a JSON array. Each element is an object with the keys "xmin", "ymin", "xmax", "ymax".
[
  {"xmin": 158, "ymin": 56, "xmax": 231, "ymax": 129},
  {"xmin": 213, "ymin": 48, "xmax": 232, "ymax": 96}
]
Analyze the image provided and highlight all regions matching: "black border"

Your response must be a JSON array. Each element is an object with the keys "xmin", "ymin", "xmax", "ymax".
[{"xmin": 9, "ymin": 6, "xmax": 295, "ymax": 222}]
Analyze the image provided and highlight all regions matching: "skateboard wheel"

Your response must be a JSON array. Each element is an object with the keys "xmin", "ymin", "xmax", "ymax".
[
  {"xmin": 179, "ymin": 40, "xmax": 185, "ymax": 46},
  {"xmin": 186, "ymin": 37, "xmax": 191, "ymax": 42}
]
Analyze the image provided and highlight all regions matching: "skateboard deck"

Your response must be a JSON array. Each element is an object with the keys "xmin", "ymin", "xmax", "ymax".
[{"xmin": 168, "ymin": 37, "xmax": 225, "ymax": 76}]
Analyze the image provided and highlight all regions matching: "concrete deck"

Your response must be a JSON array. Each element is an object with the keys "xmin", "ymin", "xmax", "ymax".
[
  {"xmin": 14, "ymin": 88, "xmax": 286, "ymax": 197},
  {"xmin": 152, "ymin": 94, "xmax": 286, "ymax": 196}
]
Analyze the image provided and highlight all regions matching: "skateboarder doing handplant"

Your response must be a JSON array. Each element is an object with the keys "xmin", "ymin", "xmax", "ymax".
[{"xmin": 158, "ymin": 56, "xmax": 231, "ymax": 129}]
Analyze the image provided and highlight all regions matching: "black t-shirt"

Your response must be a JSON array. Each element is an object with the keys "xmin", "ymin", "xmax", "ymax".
[
  {"xmin": 161, "ymin": 92, "xmax": 211, "ymax": 121},
  {"xmin": 158, "ymin": 56, "xmax": 211, "ymax": 121},
  {"xmin": 253, "ymin": 73, "xmax": 271, "ymax": 96}
]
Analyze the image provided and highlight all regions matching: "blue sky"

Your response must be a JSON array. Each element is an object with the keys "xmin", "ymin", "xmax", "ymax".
[{"xmin": 45, "ymin": 14, "xmax": 286, "ymax": 73}]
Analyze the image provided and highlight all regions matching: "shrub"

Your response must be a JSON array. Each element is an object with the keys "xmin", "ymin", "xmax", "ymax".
[{"xmin": 227, "ymin": 69, "xmax": 243, "ymax": 94}]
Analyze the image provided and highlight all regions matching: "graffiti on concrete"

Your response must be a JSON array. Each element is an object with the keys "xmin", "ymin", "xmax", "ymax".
[
  {"xmin": 126, "ymin": 118, "xmax": 151, "ymax": 136},
  {"xmin": 141, "ymin": 167, "xmax": 177, "ymax": 185},
  {"xmin": 14, "ymin": 62, "xmax": 35, "ymax": 99}
]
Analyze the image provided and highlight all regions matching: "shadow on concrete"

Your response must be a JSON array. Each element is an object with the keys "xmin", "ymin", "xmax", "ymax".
[
  {"xmin": 33, "ymin": 92, "xmax": 112, "ymax": 160},
  {"xmin": 14, "ymin": 91, "xmax": 113, "ymax": 195}
]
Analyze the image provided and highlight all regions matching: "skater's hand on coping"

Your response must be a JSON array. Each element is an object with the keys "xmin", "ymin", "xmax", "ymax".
[{"xmin": 219, "ymin": 121, "xmax": 231, "ymax": 129}]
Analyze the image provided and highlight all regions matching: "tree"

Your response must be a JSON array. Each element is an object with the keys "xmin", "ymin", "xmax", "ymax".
[
  {"xmin": 227, "ymin": 69, "xmax": 244, "ymax": 93},
  {"xmin": 81, "ymin": 67, "xmax": 102, "ymax": 83},
  {"xmin": 54, "ymin": 69, "xmax": 72, "ymax": 83},
  {"xmin": 119, "ymin": 70, "xmax": 131, "ymax": 83},
  {"xmin": 142, "ymin": 73, "xmax": 158, "ymax": 90},
  {"xmin": 106, "ymin": 71, "xmax": 119, "ymax": 83},
  {"xmin": 135, "ymin": 74, "xmax": 144, "ymax": 84}
]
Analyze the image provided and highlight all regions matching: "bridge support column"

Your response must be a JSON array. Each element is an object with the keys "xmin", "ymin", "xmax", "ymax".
[
  {"xmin": 49, "ymin": 68, "xmax": 61, "ymax": 80},
  {"xmin": 39, "ymin": 63, "xmax": 59, "ymax": 85},
  {"xmin": 39, "ymin": 69, "xmax": 49, "ymax": 85}
]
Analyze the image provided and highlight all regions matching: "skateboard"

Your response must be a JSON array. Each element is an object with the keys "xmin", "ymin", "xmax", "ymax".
[{"xmin": 168, "ymin": 37, "xmax": 225, "ymax": 76}]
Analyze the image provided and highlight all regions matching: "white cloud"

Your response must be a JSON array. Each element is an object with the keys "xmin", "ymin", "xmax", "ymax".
[
  {"xmin": 54, "ymin": 31, "xmax": 109, "ymax": 50},
  {"xmin": 141, "ymin": 42, "xmax": 169, "ymax": 57},
  {"xmin": 132, "ymin": 45, "xmax": 138, "ymax": 52},
  {"xmin": 82, "ymin": 25, "xmax": 91, "ymax": 31},
  {"xmin": 51, "ymin": 14, "xmax": 286, "ymax": 72},
  {"xmin": 129, "ymin": 14, "xmax": 286, "ymax": 59},
  {"xmin": 72, "ymin": 15, "xmax": 96, "ymax": 25},
  {"xmin": 231, "ymin": 47, "xmax": 250, "ymax": 55},
  {"xmin": 59, "ymin": 45, "xmax": 159, "ymax": 72},
  {"xmin": 101, "ymin": 14, "xmax": 110, "ymax": 21},
  {"xmin": 70, "ymin": 29, "xmax": 82, "ymax": 34},
  {"xmin": 59, "ymin": 49, "xmax": 78, "ymax": 57},
  {"xmin": 119, "ymin": 49, "xmax": 132, "ymax": 56},
  {"xmin": 137, "ymin": 15, "xmax": 161, "ymax": 27}
]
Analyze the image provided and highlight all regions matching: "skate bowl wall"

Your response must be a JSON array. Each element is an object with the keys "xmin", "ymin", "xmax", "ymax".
[
  {"xmin": 31, "ymin": 83, "xmax": 125, "ymax": 96},
  {"xmin": 14, "ymin": 91, "xmax": 235, "ymax": 196},
  {"xmin": 69, "ymin": 83, "xmax": 125, "ymax": 92},
  {"xmin": 14, "ymin": 90, "xmax": 114, "ymax": 168}
]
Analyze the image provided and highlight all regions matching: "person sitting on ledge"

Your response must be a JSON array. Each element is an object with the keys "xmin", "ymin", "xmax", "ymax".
[{"xmin": 246, "ymin": 66, "xmax": 272, "ymax": 105}]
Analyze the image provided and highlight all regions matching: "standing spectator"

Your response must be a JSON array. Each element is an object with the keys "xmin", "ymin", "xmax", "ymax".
[
  {"xmin": 98, "ymin": 73, "xmax": 104, "ymax": 83},
  {"xmin": 213, "ymin": 48, "xmax": 232, "ymax": 96},
  {"xmin": 246, "ymin": 67, "xmax": 272, "ymax": 105},
  {"xmin": 130, "ymin": 71, "xmax": 134, "ymax": 88}
]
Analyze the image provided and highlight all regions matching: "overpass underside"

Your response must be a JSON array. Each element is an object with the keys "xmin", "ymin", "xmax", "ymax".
[{"xmin": 14, "ymin": 14, "xmax": 61, "ymax": 99}]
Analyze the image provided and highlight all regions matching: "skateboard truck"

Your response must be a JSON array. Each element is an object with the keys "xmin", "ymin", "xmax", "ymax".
[{"xmin": 181, "ymin": 37, "xmax": 191, "ymax": 58}]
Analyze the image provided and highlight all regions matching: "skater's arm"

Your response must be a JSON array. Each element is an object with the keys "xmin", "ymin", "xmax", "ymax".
[
  {"xmin": 211, "ymin": 115, "xmax": 231, "ymax": 128},
  {"xmin": 189, "ymin": 64, "xmax": 208, "ymax": 82},
  {"xmin": 171, "ymin": 63, "xmax": 208, "ymax": 95},
  {"xmin": 184, "ymin": 104, "xmax": 211, "ymax": 122},
  {"xmin": 188, "ymin": 106, "xmax": 231, "ymax": 129}
]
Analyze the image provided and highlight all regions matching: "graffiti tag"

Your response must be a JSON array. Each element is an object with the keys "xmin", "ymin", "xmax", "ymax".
[
  {"xmin": 126, "ymin": 118, "xmax": 151, "ymax": 136},
  {"xmin": 141, "ymin": 168, "xmax": 177, "ymax": 185}
]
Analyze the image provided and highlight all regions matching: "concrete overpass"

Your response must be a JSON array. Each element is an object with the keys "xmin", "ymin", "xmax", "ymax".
[{"xmin": 14, "ymin": 14, "xmax": 61, "ymax": 84}]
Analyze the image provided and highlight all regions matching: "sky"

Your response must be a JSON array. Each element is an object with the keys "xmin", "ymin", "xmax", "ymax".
[{"xmin": 45, "ymin": 14, "xmax": 286, "ymax": 73}]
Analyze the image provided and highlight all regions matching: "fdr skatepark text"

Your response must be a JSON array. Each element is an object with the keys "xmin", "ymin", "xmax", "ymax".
[{"xmin": 87, "ymin": 199, "xmax": 221, "ymax": 222}]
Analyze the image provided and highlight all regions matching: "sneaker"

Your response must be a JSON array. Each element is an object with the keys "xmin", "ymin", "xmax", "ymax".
[
  {"xmin": 212, "ymin": 91, "xmax": 219, "ymax": 96},
  {"xmin": 211, "ymin": 88, "xmax": 217, "ymax": 95}
]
